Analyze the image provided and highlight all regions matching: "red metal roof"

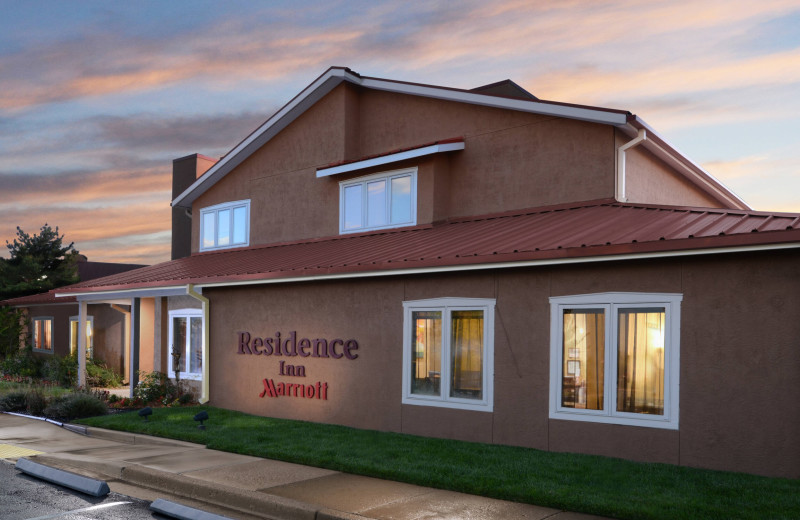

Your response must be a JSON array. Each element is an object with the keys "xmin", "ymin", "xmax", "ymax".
[
  {"xmin": 1, "ymin": 290, "xmax": 77, "ymax": 307},
  {"xmin": 57, "ymin": 200, "xmax": 800, "ymax": 295}
]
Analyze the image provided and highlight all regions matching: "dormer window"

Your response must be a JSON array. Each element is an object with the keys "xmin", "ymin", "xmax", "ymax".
[
  {"xmin": 200, "ymin": 200, "xmax": 250, "ymax": 251},
  {"xmin": 339, "ymin": 168, "xmax": 417, "ymax": 234}
]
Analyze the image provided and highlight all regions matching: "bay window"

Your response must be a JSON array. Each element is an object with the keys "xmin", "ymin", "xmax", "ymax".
[
  {"xmin": 340, "ymin": 168, "xmax": 416, "ymax": 233},
  {"xmin": 402, "ymin": 297, "xmax": 495, "ymax": 412},
  {"xmin": 168, "ymin": 309, "xmax": 203, "ymax": 380},
  {"xmin": 549, "ymin": 293, "xmax": 681, "ymax": 429}
]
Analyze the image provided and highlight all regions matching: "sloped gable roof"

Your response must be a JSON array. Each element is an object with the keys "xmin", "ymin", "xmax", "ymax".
[
  {"xmin": 57, "ymin": 200, "xmax": 800, "ymax": 296},
  {"xmin": 172, "ymin": 66, "xmax": 748, "ymax": 211}
]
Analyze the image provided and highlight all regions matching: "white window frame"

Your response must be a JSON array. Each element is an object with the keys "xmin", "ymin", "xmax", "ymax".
[
  {"xmin": 168, "ymin": 309, "xmax": 204, "ymax": 381},
  {"xmin": 199, "ymin": 199, "xmax": 250, "ymax": 252},
  {"xmin": 69, "ymin": 315, "xmax": 94, "ymax": 358},
  {"xmin": 339, "ymin": 168, "xmax": 417, "ymax": 234},
  {"xmin": 402, "ymin": 297, "xmax": 495, "ymax": 412},
  {"xmin": 32, "ymin": 316, "xmax": 54, "ymax": 354},
  {"xmin": 549, "ymin": 292, "xmax": 682, "ymax": 430}
]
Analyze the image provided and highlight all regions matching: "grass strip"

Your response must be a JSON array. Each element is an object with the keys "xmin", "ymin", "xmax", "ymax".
[{"xmin": 76, "ymin": 406, "xmax": 799, "ymax": 520}]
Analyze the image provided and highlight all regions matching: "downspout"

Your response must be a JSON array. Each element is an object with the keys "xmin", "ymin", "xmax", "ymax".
[
  {"xmin": 616, "ymin": 128, "xmax": 647, "ymax": 202},
  {"xmin": 186, "ymin": 284, "xmax": 210, "ymax": 404}
]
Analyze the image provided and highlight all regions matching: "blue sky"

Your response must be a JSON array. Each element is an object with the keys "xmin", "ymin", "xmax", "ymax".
[{"xmin": 1, "ymin": 0, "xmax": 799, "ymax": 263}]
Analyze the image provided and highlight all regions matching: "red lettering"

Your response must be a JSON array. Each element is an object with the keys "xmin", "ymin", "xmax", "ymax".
[{"xmin": 259, "ymin": 378, "xmax": 277, "ymax": 398}]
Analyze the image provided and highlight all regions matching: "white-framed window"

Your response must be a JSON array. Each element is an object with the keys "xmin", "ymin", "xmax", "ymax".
[
  {"xmin": 340, "ymin": 168, "xmax": 416, "ymax": 234},
  {"xmin": 32, "ymin": 317, "xmax": 54, "ymax": 353},
  {"xmin": 199, "ymin": 200, "xmax": 250, "ymax": 251},
  {"xmin": 168, "ymin": 309, "xmax": 203, "ymax": 380},
  {"xmin": 69, "ymin": 315, "xmax": 94, "ymax": 359},
  {"xmin": 402, "ymin": 297, "xmax": 495, "ymax": 412},
  {"xmin": 549, "ymin": 292, "xmax": 682, "ymax": 430}
]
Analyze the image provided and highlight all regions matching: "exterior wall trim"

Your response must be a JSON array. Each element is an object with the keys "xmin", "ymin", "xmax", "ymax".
[{"xmin": 317, "ymin": 142, "xmax": 464, "ymax": 177}]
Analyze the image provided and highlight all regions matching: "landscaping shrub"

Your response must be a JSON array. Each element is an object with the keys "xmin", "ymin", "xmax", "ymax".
[
  {"xmin": 1, "ymin": 351, "xmax": 41, "ymax": 379},
  {"xmin": 25, "ymin": 388, "xmax": 47, "ymax": 416},
  {"xmin": 86, "ymin": 360, "xmax": 123, "ymax": 388},
  {"xmin": 44, "ymin": 392, "xmax": 107, "ymax": 421},
  {"xmin": 0, "ymin": 391, "xmax": 27, "ymax": 412},
  {"xmin": 134, "ymin": 371, "xmax": 179, "ymax": 404},
  {"xmin": 41, "ymin": 354, "xmax": 77, "ymax": 387}
]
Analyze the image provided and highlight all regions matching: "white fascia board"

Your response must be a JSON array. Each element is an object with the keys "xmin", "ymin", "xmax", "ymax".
[
  {"xmin": 172, "ymin": 68, "xmax": 350, "ymax": 208},
  {"xmin": 316, "ymin": 141, "xmax": 465, "ymax": 177},
  {"xmin": 57, "ymin": 286, "xmax": 188, "ymax": 301},
  {"xmin": 357, "ymin": 77, "xmax": 630, "ymax": 126},
  {"xmin": 193, "ymin": 242, "xmax": 800, "ymax": 291}
]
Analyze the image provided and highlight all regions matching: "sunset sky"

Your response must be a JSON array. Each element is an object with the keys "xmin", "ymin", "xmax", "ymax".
[{"xmin": 1, "ymin": 0, "xmax": 799, "ymax": 265}]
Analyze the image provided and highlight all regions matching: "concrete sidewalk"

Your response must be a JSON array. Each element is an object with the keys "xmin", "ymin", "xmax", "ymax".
[{"xmin": 0, "ymin": 413, "xmax": 609, "ymax": 520}]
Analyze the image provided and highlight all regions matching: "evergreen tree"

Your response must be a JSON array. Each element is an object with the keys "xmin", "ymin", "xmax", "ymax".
[{"xmin": 0, "ymin": 224, "xmax": 80, "ymax": 300}]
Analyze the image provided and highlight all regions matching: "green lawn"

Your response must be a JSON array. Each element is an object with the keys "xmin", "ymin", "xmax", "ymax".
[{"xmin": 76, "ymin": 406, "xmax": 799, "ymax": 520}]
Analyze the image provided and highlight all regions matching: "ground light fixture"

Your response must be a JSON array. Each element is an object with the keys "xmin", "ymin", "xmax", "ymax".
[
  {"xmin": 138, "ymin": 407, "xmax": 153, "ymax": 421},
  {"xmin": 194, "ymin": 410, "xmax": 209, "ymax": 429}
]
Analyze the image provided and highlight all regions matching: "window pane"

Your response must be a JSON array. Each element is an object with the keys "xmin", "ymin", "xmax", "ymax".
[
  {"xmin": 70, "ymin": 321, "xmax": 78, "ymax": 355},
  {"xmin": 217, "ymin": 208, "xmax": 231, "ymax": 246},
  {"xmin": 172, "ymin": 317, "xmax": 187, "ymax": 373},
  {"xmin": 367, "ymin": 180, "xmax": 387, "ymax": 227},
  {"xmin": 189, "ymin": 317, "xmax": 203, "ymax": 373},
  {"xmin": 34, "ymin": 319, "xmax": 52, "ymax": 351},
  {"xmin": 343, "ymin": 185, "xmax": 362, "ymax": 230},
  {"xmin": 390, "ymin": 175, "xmax": 412, "ymax": 224},
  {"xmin": 562, "ymin": 309, "xmax": 604, "ymax": 410},
  {"xmin": 450, "ymin": 310, "xmax": 483, "ymax": 400},
  {"xmin": 411, "ymin": 310, "xmax": 441, "ymax": 396},
  {"xmin": 202, "ymin": 212, "xmax": 215, "ymax": 249},
  {"xmin": 232, "ymin": 206, "xmax": 247, "ymax": 244},
  {"xmin": 86, "ymin": 320, "xmax": 94, "ymax": 359},
  {"xmin": 617, "ymin": 308, "xmax": 665, "ymax": 415}
]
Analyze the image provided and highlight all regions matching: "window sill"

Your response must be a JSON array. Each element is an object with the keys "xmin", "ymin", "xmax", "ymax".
[
  {"xmin": 549, "ymin": 410, "xmax": 678, "ymax": 430},
  {"xmin": 402, "ymin": 396, "xmax": 493, "ymax": 413}
]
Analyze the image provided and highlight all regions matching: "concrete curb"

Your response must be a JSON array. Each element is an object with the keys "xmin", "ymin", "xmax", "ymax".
[
  {"xmin": 122, "ymin": 464, "xmax": 320, "ymax": 520},
  {"xmin": 150, "ymin": 498, "xmax": 235, "ymax": 520},
  {"xmin": 72, "ymin": 424, "xmax": 204, "ymax": 448},
  {"xmin": 15, "ymin": 457, "xmax": 110, "ymax": 497}
]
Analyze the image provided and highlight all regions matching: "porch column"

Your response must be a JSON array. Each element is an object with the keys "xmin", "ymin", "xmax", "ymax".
[
  {"xmin": 129, "ymin": 297, "xmax": 141, "ymax": 398},
  {"xmin": 77, "ymin": 300, "xmax": 87, "ymax": 388}
]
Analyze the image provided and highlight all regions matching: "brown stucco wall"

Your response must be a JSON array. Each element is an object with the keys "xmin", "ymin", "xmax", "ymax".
[
  {"xmin": 27, "ymin": 305, "xmax": 74, "ymax": 358},
  {"xmin": 202, "ymin": 249, "xmax": 800, "ymax": 478},
  {"xmin": 191, "ymin": 84, "xmax": 619, "ymax": 251},
  {"xmin": 618, "ymin": 130, "xmax": 724, "ymax": 208}
]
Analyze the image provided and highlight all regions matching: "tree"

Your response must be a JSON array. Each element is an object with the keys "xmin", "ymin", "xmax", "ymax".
[
  {"xmin": 0, "ymin": 306, "xmax": 27, "ymax": 360},
  {"xmin": 0, "ymin": 224, "xmax": 80, "ymax": 301}
]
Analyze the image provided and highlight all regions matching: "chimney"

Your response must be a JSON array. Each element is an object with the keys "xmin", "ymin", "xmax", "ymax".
[{"xmin": 171, "ymin": 154, "xmax": 217, "ymax": 260}]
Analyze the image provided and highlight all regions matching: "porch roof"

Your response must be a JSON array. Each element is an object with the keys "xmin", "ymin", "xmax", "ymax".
[{"xmin": 55, "ymin": 199, "xmax": 800, "ymax": 296}]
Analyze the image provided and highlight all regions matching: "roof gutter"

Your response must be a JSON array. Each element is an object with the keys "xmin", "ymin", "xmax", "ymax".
[
  {"xmin": 186, "ymin": 284, "xmax": 209, "ymax": 404},
  {"xmin": 616, "ymin": 128, "xmax": 647, "ymax": 202}
]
